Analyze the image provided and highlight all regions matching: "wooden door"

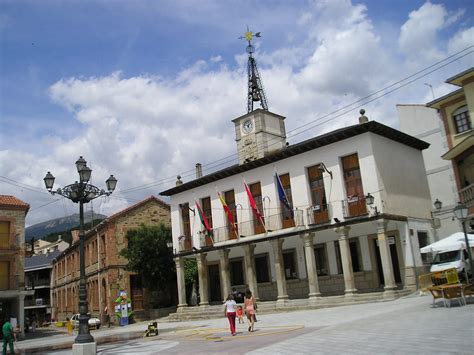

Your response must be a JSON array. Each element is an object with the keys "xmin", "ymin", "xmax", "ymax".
[
  {"xmin": 208, "ymin": 264, "xmax": 222, "ymax": 302},
  {"xmin": 130, "ymin": 274, "xmax": 144, "ymax": 310},
  {"xmin": 308, "ymin": 166, "xmax": 329, "ymax": 224},
  {"xmin": 201, "ymin": 197, "xmax": 213, "ymax": 246},
  {"xmin": 225, "ymin": 190, "xmax": 238, "ymax": 239},
  {"xmin": 342, "ymin": 154, "xmax": 367, "ymax": 217},
  {"xmin": 0, "ymin": 221, "xmax": 10, "ymax": 249},
  {"xmin": 279, "ymin": 174, "xmax": 295, "ymax": 228},
  {"xmin": 250, "ymin": 182, "xmax": 265, "ymax": 234}
]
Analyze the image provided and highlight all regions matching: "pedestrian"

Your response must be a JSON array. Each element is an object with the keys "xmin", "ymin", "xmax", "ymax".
[
  {"xmin": 246, "ymin": 288, "xmax": 258, "ymax": 322},
  {"xmin": 223, "ymin": 294, "xmax": 237, "ymax": 336},
  {"xmin": 236, "ymin": 305, "xmax": 244, "ymax": 324},
  {"xmin": 244, "ymin": 290, "xmax": 256, "ymax": 332},
  {"xmin": 66, "ymin": 317, "xmax": 73, "ymax": 335},
  {"xmin": 2, "ymin": 318, "xmax": 16, "ymax": 355},
  {"xmin": 104, "ymin": 306, "xmax": 111, "ymax": 328}
]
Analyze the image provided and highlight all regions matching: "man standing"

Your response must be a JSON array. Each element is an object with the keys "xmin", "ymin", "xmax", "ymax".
[{"xmin": 2, "ymin": 318, "xmax": 15, "ymax": 355}]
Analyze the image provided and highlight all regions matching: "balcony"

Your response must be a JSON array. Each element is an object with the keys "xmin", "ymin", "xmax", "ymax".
[
  {"xmin": 24, "ymin": 298, "xmax": 50, "ymax": 307},
  {"xmin": 25, "ymin": 278, "xmax": 50, "ymax": 290},
  {"xmin": 342, "ymin": 195, "xmax": 368, "ymax": 218},
  {"xmin": 459, "ymin": 183, "xmax": 473, "ymax": 207},
  {"xmin": 306, "ymin": 204, "xmax": 331, "ymax": 225}
]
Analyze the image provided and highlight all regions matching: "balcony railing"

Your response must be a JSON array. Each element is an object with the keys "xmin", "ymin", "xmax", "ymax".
[
  {"xmin": 342, "ymin": 196, "xmax": 368, "ymax": 218},
  {"xmin": 459, "ymin": 183, "xmax": 473, "ymax": 207},
  {"xmin": 25, "ymin": 298, "xmax": 50, "ymax": 307},
  {"xmin": 306, "ymin": 204, "xmax": 331, "ymax": 225},
  {"xmin": 25, "ymin": 278, "xmax": 50, "ymax": 290}
]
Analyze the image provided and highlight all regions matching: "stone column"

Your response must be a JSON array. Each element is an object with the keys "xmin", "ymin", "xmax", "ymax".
[
  {"xmin": 174, "ymin": 257, "xmax": 187, "ymax": 310},
  {"xmin": 218, "ymin": 249, "xmax": 232, "ymax": 302},
  {"xmin": 18, "ymin": 294, "xmax": 25, "ymax": 339},
  {"xmin": 377, "ymin": 220, "xmax": 397, "ymax": 291},
  {"xmin": 270, "ymin": 239, "xmax": 289, "ymax": 302},
  {"xmin": 243, "ymin": 244, "xmax": 259, "ymax": 300},
  {"xmin": 196, "ymin": 253, "xmax": 209, "ymax": 306},
  {"xmin": 335, "ymin": 226, "xmax": 357, "ymax": 295},
  {"xmin": 302, "ymin": 232, "xmax": 321, "ymax": 299}
]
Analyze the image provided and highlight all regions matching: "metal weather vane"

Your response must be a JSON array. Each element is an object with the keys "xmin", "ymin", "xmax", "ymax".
[{"xmin": 240, "ymin": 26, "xmax": 268, "ymax": 113}]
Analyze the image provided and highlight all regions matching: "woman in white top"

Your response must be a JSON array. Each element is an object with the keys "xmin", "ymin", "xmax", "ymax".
[{"xmin": 224, "ymin": 294, "xmax": 237, "ymax": 335}]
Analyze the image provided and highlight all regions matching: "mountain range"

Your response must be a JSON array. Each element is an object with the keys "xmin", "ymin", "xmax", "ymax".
[{"xmin": 25, "ymin": 211, "xmax": 107, "ymax": 240}]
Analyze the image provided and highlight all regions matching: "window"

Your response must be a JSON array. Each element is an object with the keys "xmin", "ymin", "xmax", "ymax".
[
  {"xmin": 334, "ymin": 241, "xmax": 343, "ymax": 274},
  {"xmin": 417, "ymin": 231, "xmax": 430, "ymax": 264},
  {"xmin": 0, "ymin": 261, "xmax": 9, "ymax": 290},
  {"xmin": 342, "ymin": 153, "xmax": 367, "ymax": 217},
  {"xmin": 201, "ymin": 197, "xmax": 213, "ymax": 229},
  {"xmin": 249, "ymin": 182, "xmax": 265, "ymax": 234},
  {"xmin": 453, "ymin": 105, "xmax": 471, "ymax": 134},
  {"xmin": 224, "ymin": 190, "xmax": 238, "ymax": 238},
  {"xmin": 349, "ymin": 239, "xmax": 362, "ymax": 272},
  {"xmin": 278, "ymin": 173, "xmax": 295, "ymax": 228},
  {"xmin": 314, "ymin": 244, "xmax": 328, "ymax": 276},
  {"xmin": 0, "ymin": 221, "xmax": 10, "ymax": 249},
  {"xmin": 282, "ymin": 250, "xmax": 298, "ymax": 279},
  {"xmin": 230, "ymin": 259, "xmax": 245, "ymax": 285},
  {"xmin": 307, "ymin": 165, "xmax": 329, "ymax": 224},
  {"xmin": 179, "ymin": 203, "xmax": 192, "ymax": 250},
  {"xmin": 255, "ymin": 254, "xmax": 270, "ymax": 283}
]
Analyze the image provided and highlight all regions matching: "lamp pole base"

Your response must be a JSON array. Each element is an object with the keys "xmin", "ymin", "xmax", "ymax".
[{"xmin": 73, "ymin": 342, "xmax": 97, "ymax": 355}]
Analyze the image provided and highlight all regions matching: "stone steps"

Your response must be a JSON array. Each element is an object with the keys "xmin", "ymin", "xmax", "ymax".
[{"xmin": 163, "ymin": 289, "xmax": 412, "ymax": 322}]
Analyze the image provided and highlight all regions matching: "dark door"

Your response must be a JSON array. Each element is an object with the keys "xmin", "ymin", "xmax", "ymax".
[
  {"xmin": 373, "ymin": 238, "xmax": 402, "ymax": 286},
  {"xmin": 208, "ymin": 264, "xmax": 221, "ymax": 303}
]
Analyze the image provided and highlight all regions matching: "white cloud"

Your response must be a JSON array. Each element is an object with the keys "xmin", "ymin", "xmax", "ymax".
[{"xmin": 1, "ymin": 0, "xmax": 473, "ymax": 226}]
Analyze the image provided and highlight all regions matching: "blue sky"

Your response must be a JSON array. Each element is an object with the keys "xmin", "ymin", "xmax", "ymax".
[{"xmin": 0, "ymin": 0, "xmax": 473, "ymax": 226}]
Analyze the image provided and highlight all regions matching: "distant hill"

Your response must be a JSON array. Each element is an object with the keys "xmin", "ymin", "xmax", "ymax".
[{"xmin": 25, "ymin": 211, "xmax": 107, "ymax": 241}]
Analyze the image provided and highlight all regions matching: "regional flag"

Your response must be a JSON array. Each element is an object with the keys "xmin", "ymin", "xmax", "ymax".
[
  {"xmin": 195, "ymin": 200, "xmax": 212, "ymax": 233},
  {"xmin": 243, "ymin": 180, "xmax": 266, "ymax": 229},
  {"xmin": 275, "ymin": 172, "xmax": 294, "ymax": 218}
]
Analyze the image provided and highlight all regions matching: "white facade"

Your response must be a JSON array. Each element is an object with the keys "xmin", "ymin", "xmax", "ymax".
[
  {"xmin": 163, "ymin": 111, "xmax": 434, "ymax": 306},
  {"xmin": 397, "ymin": 104, "xmax": 460, "ymax": 241}
]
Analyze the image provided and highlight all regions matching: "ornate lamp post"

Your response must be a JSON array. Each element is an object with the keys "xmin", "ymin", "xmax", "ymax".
[
  {"xmin": 44, "ymin": 156, "xmax": 117, "ymax": 345},
  {"xmin": 453, "ymin": 203, "xmax": 473, "ymax": 283}
]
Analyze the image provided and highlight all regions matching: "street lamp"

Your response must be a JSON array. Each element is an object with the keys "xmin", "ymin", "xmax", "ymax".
[
  {"xmin": 365, "ymin": 193, "xmax": 379, "ymax": 215},
  {"xmin": 44, "ymin": 156, "xmax": 117, "ymax": 346},
  {"xmin": 434, "ymin": 198, "xmax": 442, "ymax": 211},
  {"xmin": 453, "ymin": 203, "xmax": 473, "ymax": 283}
]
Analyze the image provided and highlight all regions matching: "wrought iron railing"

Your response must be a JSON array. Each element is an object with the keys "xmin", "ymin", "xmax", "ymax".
[
  {"xmin": 341, "ymin": 196, "xmax": 368, "ymax": 218},
  {"xmin": 25, "ymin": 278, "xmax": 50, "ymax": 290},
  {"xmin": 306, "ymin": 204, "xmax": 331, "ymax": 225},
  {"xmin": 178, "ymin": 235, "xmax": 193, "ymax": 252},
  {"xmin": 459, "ymin": 183, "xmax": 473, "ymax": 206},
  {"xmin": 24, "ymin": 298, "xmax": 50, "ymax": 307}
]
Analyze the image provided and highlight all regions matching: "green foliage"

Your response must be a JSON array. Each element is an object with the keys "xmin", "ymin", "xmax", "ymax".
[
  {"xmin": 183, "ymin": 258, "xmax": 198, "ymax": 286},
  {"xmin": 119, "ymin": 224, "xmax": 175, "ymax": 290}
]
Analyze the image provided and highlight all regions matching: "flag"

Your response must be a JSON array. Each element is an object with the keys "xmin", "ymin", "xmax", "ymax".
[
  {"xmin": 218, "ymin": 192, "xmax": 238, "ymax": 237},
  {"xmin": 195, "ymin": 200, "xmax": 212, "ymax": 233},
  {"xmin": 243, "ymin": 180, "xmax": 266, "ymax": 228},
  {"xmin": 275, "ymin": 172, "xmax": 294, "ymax": 218}
]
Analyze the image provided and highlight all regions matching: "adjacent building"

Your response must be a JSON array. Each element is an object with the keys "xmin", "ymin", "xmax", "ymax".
[
  {"xmin": 161, "ymin": 109, "xmax": 434, "ymax": 309},
  {"xmin": 426, "ymin": 67, "xmax": 474, "ymax": 221},
  {"xmin": 0, "ymin": 195, "xmax": 30, "ymax": 337},
  {"xmin": 51, "ymin": 196, "xmax": 171, "ymax": 323},
  {"xmin": 24, "ymin": 250, "xmax": 60, "ymax": 325}
]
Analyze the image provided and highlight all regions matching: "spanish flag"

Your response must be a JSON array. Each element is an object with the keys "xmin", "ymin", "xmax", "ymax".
[{"xmin": 218, "ymin": 192, "xmax": 238, "ymax": 237}]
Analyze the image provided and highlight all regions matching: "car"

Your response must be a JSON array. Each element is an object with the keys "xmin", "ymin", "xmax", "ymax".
[{"xmin": 70, "ymin": 314, "xmax": 101, "ymax": 330}]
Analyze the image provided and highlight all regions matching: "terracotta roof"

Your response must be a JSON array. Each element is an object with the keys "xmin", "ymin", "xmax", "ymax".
[{"xmin": 0, "ymin": 195, "xmax": 30, "ymax": 213}]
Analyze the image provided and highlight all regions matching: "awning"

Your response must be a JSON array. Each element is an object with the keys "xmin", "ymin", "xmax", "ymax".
[{"xmin": 420, "ymin": 232, "xmax": 474, "ymax": 253}]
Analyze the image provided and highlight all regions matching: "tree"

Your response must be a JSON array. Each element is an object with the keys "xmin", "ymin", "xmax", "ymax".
[{"xmin": 120, "ymin": 224, "xmax": 174, "ymax": 290}]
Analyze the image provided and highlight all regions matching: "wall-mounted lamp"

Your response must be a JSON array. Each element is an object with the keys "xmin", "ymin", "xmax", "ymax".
[
  {"xmin": 318, "ymin": 163, "xmax": 333, "ymax": 179},
  {"xmin": 365, "ymin": 193, "xmax": 379, "ymax": 216},
  {"xmin": 434, "ymin": 198, "xmax": 442, "ymax": 211}
]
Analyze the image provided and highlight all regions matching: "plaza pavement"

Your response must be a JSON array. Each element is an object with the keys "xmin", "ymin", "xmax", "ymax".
[{"xmin": 17, "ymin": 292, "xmax": 474, "ymax": 354}]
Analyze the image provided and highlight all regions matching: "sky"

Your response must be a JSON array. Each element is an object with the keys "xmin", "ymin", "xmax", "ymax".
[{"xmin": 1, "ymin": 0, "xmax": 473, "ymax": 227}]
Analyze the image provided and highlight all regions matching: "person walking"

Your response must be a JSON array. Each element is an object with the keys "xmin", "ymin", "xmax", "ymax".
[
  {"xmin": 2, "ymin": 318, "xmax": 16, "ymax": 355},
  {"xmin": 224, "ymin": 294, "xmax": 237, "ymax": 336},
  {"xmin": 244, "ymin": 290, "xmax": 256, "ymax": 332}
]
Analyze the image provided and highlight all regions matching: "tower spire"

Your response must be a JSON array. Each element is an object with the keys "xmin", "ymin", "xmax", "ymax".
[{"xmin": 240, "ymin": 26, "xmax": 268, "ymax": 113}]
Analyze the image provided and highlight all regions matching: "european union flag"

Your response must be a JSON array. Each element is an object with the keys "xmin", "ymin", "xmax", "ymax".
[{"xmin": 275, "ymin": 172, "xmax": 294, "ymax": 218}]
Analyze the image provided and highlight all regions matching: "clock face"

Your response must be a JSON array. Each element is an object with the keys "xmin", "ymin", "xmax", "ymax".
[{"xmin": 242, "ymin": 119, "xmax": 254, "ymax": 134}]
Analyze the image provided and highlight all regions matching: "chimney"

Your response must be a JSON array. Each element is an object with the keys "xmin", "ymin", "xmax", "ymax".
[
  {"xmin": 175, "ymin": 175, "xmax": 183, "ymax": 186},
  {"xmin": 195, "ymin": 163, "xmax": 202, "ymax": 178},
  {"xmin": 71, "ymin": 230, "xmax": 80, "ymax": 244},
  {"xmin": 359, "ymin": 109, "xmax": 368, "ymax": 124}
]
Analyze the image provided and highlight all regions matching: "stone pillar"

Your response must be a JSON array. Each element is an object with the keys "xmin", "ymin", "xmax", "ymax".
[
  {"xmin": 377, "ymin": 220, "xmax": 397, "ymax": 291},
  {"xmin": 18, "ymin": 294, "xmax": 25, "ymax": 339},
  {"xmin": 335, "ymin": 226, "xmax": 357, "ymax": 295},
  {"xmin": 302, "ymin": 233, "xmax": 321, "ymax": 299},
  {"xmin": 270, "ymin": 239, "xmax": 288, "ymax": 302},
  {"xmin": 196, "ymin": 253, "xmax": 209, "ymax": 306},
  {"xmin": 243, "ymin": 244, "xmax": 259, "ymax": 300},
  {"xmin": 218, "ymin": 249, "xmax": 231, "ymax": 302},
  {"xmin": 174, "ymin": 257, "xmax": 187, "ymax": 310}
]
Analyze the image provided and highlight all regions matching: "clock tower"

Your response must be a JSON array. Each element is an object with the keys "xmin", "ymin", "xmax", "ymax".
[{"xmin": 232, "ymin": 109, "xmax": 287, "ymax": 165}]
